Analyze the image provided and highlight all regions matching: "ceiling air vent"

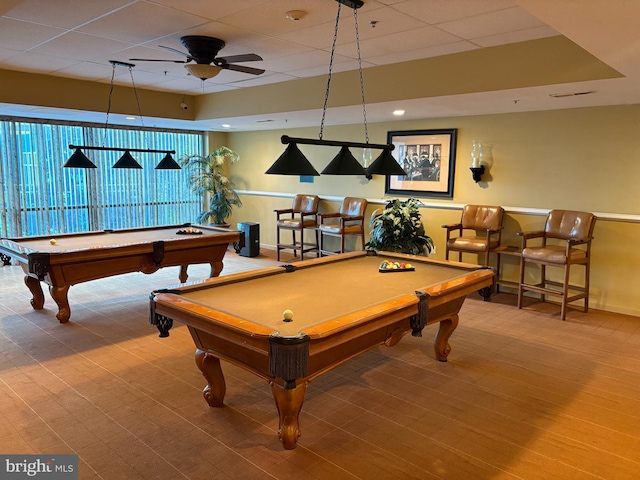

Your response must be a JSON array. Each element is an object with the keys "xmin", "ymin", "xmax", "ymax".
[{"xmin": 549, "ymin": 90, "xmax": 595, "ymax": 98}]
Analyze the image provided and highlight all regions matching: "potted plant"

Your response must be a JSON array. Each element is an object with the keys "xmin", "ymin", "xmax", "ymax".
[
  {"xmin": 365, "ymin": 198, "xmax": 434, "ymax": 255},
  {"xmin": 180, "ymin": 146, "xmax": 242, "ymax": 226}
]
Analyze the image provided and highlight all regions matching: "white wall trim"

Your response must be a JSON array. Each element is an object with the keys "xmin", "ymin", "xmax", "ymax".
[{"xmin": 237, "ymin": 190, "xmax": 640, "ymax": 223}]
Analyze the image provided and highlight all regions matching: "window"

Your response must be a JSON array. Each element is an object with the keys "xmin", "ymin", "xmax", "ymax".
[{"xmin": 0, "ymin": 118, "xmax": 204, "ymax": 237}]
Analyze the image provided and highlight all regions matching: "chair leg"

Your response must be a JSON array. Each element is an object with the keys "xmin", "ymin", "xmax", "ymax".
[
  {"xmin": 517, "ymin": 257, "xmax": 526, "ymax": 309},
  {"xmin": 276, "ymin": 227, "xmax": 281, "ymax": 261},
  {"xmin": 540, "ymin": 265, "xmax": 546, "ymax": 303},
  {"xmin": 319, "ymin": 231, "xmax": 324, "ymax": 257},
  {"xmin": 340, "ymin": 234, "xmax": 345, "ymax": 253},
  {"xmin": 291, "ymin": 231, "xmax": 298, "ymax": 258},
  {"xmin": 458, "ymin": 252, "xmax": 463, "ymax": 262},
  {"xmin": 560, "ymin": 264, "xmax": 571, "ymax": 321},
  {"xmin": 584, "ymin": 262, "xmax": 591, "ymax": 313}
]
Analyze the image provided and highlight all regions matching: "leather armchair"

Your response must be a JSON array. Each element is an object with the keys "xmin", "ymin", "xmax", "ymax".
[
  {"xmin": 517, "ymin": 209, "xmax": 596, "ymax": 320},
  {"xmin": 318, "ymin": 197, "xmax": 368, "ymax": 256},
  {"xmin": 275, "ymin": 194, "xmax": 320, "ymax": 261},
  {"xmin": 442, "ymin": 205, "xmax": 504, "ymax": 265}
]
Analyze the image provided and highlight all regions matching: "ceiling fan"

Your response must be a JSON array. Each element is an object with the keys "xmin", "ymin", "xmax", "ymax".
[{"xmin": 130, "ymin": 35, "xmax": 265, "ymax": 80}]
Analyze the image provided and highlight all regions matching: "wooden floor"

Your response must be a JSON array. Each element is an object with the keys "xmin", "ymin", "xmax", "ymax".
[{"xmin": 1, "ymin": 248, "xmax": 639, "ymax": 479}]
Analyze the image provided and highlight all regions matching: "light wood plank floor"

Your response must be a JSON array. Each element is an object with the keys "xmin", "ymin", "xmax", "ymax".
[{"xmin": 1, "ymin": 249, "xmax": 639, "ymax": 479}]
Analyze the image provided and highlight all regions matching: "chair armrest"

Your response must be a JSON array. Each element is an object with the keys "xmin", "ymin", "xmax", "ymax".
[
  {"xmin": 516, "ymin": 230, "xmax": 544, "ymax": 239},
  {"xmin": 274, "ymin": 208, "xmax": 294, "ymax": 221},
  {"xmin": 341, "ymin": 215, "xmax": 364, "ymax": 222},
  {"xmin": 317, "ymin": 212, "xmax": 341, "ymax": 223},
  {"xmin": 517, "ymin": 230, "xmax": 545, "ymax": 249},
  {"xmin": 441, "ymin": 223, "xmax": 462, "ymax": 231}
]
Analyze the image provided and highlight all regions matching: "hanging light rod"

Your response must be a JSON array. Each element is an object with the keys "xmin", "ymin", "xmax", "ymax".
[
  {"xmin": 281, "ymin": 135, "xmax": 393, "ymax": 151},
  {"xmin": 68, "ymin": 145, "xmax": 175, "ymax": 155}
]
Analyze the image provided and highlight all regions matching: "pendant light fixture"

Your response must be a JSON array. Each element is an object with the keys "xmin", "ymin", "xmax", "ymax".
[
  {"xmin": 63, "ymin": 60, "xmax": 180, "ymax": 170},
  {"xmin": 265, "ymin": 0, "xmax": 407, "ymax": 178}
]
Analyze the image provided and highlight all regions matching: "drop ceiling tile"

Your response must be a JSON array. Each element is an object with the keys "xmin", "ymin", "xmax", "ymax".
[
  {"xmin": 225, "ymin": 72, "xmax": 298, "ymax": 88},
  {"xmin": 54, "ymin": 61, "xmax": 114, "ymax": 81},
  {"xmin": 236, "ymin": 37, "xmax": 314, "ymax": 61},
  {"xmin": 1, "ymin": 51, "xmax": 80, "ymax": 73},
  {"xmin": 437, "ymin": 6, "xmax": 546, "ymax": 39},
  {"xmin": 76, "ymin": 2, "xmax": 209, "ymax": 44},
  {"xmin": 215, "ymin": 0, "xmax": 345, "ymax": 37},
  {"xmin": 288, "ymin": 59, "xmax": 375, "ymax": 79},
  {"xmin": 3, "ymin": 0, "xmax": 133, "ymax": 29},
  {"xmin": 391, "ymin": 0, "xmax": 518, "ymax": 25},
  {"xmin": 0, "ymin": 17, "xmax": 65, "ymax": 50},
  {"xmin": 149, "ymin": 0, "xmax": 271, "ymax": 21},
  {"xmin": 30, "ymin": 31, "xmax": 131, "ymax": 61},
  {"xmin": 335, "ymin": 25, "xmax": 462, "ymax": 59}
]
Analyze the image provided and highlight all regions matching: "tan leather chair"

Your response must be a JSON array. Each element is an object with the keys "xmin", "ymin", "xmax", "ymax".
[
  {"xmin": 274, "ymin": 194, "xmax": 320, "ymax": 261},
  {"xmin": 517, "ymin": 210, "xmax": 596, "ymax": 321},
  {"xmin": 442, "ymin": 205, "xmax": 504, "ymax": 266},
  {"xmin": 318, "ymin": 197, "xmax": 368, "ymax": 256}
]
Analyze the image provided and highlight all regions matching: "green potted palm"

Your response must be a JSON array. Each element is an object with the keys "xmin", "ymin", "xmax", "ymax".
[
  {"xmin": 180, "ymin": 146, "xmax": 242, "ymax": 226},
  {"xmin": 365, "ymin": 198, "xmax": 434, "ymax": 255}
]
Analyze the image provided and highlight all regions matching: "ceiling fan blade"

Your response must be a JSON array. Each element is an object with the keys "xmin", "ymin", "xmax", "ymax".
[
  {"xmin": 158, "ymin": 45, "xmax": 191, "ymax": 58},
  {"xmin": 223, "ymin": 64, "xmax": 265, "ymax": 75},
  {"xmin": 129, "ymin": 58, "xmax": 189, "ymax": 63},
  {"xmin": 217, "ymin": 53, "xmax": 263, "ymax": 64}
]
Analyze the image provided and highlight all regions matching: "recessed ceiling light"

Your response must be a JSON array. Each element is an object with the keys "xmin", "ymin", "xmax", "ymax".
[
  {"xmin": 393, "ymin": 110, "xmax": 405, "ymax": 116},
  {"xmin": 221, "ymin": 124, "xmax": 231, "ymax": 128},
  {"xmin": 125, "ymin": 116, "xmax": 136, "ymax": 120}
]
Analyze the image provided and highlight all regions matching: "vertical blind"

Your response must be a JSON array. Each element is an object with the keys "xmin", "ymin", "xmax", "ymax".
[{"xmin": 0, "ymin": 119, "xmax": 204, "ymax": 237}]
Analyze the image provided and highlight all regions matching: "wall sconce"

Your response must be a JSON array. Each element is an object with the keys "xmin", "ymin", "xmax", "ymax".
[{"xmin": 470, "ymin": 140, "xmax": 492, "ymax": 183}]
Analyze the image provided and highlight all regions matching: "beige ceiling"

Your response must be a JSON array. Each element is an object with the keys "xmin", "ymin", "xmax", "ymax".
[{"xmin": 0, "ymin": 0, "xmax": 639, "ymax": 131}]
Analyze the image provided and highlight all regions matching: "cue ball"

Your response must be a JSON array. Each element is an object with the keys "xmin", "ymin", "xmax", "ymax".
[
  {"xmin": 282, "ymin": 309, "xmax": 294, "ymax": 322},
  {"xmin": 49, "ymin": 239, "xmax": 57, "ymax": 245}
]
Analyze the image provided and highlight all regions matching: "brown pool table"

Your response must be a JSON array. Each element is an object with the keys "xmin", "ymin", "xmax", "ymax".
[
  {"xmin": 149, "ymin": 250, "xmax": 494, "ymax": 449},
  {"xmin": 0, "ymin": 224, "xmax": 241, "ymax": 323}
]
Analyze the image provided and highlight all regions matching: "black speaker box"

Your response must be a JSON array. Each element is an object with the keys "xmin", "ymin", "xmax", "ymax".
[{"xmin": 237, "ymin": 222, "xmax": 260, "ymax": 257}]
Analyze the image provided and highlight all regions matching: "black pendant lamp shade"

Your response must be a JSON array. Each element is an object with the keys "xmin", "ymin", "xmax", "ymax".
[
  {"xmin": 155, "ymin": 153, "xmax": 181, "ymax": 170},
  {"xmin": 365, "ymin": 149, "xmax": 408, "ymax": 177},
  {"xmin": 321, "ymin": 146, "xmax": 367, "ymax": 175},
  {"xmin": 63, "ymin": 148, "xmax": 97, "ymax": 169},
  {"xmin": 112, "ymin": 150, "xmax": 143, "ymax": 169},
  {"xmin": 265, "ymin": 143, "xmax": 320, "ymax": 176}
]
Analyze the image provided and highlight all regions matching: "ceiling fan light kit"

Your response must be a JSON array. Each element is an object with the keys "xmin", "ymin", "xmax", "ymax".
[
  {"xmin": 130, "ymin": 35, "xmax": 265, "ymax": 80},
  {"xmin": 185, "ymin": 63, "xmax": 222, "ymax": 80},
  {"xmin": 266, "ymin": 0, "xmax": 406, "ymax": 179}
]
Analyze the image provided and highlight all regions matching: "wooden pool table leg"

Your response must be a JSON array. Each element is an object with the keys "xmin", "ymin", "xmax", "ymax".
[
  {"xmin": 209, "ymin": 261, "xmax": 223, "ymax": 278},
  {"xmin": 433, "ymin": 314, "xmax": 459, "ymax": 362},
  {"xmin": 49, "ymin": 285, "xmax": 71, "ymax": 323},
  {"xmin": 179, "ymin": 265, "xmax": 188, "ymax": 283},
  {"xmin": 270, "ymin": 381, "xmax": 307, "ymax": 450},
  {"xmin": 24, "ymin": 275, "xmax": 45, "ymax": 310},
  {"xmin": 195, "ymin": 349, "xmax": 226, "ymax": 407}
]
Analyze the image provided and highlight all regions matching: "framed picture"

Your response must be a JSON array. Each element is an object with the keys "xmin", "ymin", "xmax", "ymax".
[{"xmin": 385, "ymin": 128, "xmax": 457, "ymax": 199}]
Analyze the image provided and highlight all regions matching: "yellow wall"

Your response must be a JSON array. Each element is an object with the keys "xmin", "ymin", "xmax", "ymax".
[{"xmin": 221, "ymin": 105, "xmax": 640, "ymax": 317}]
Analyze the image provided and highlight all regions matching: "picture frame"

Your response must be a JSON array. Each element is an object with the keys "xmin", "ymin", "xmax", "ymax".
[{"xmin": 385, "ymin": 128, "xmax": 457, "ymax": 199}]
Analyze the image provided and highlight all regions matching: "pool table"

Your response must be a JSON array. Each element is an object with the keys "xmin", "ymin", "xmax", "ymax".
[
  {"xmin": 0, "ymin": 224, "xmax": 241, "ymax": 323},
  {"xmin": 149, "ymin": 250, "xmax": 494, "ymax": 449}
]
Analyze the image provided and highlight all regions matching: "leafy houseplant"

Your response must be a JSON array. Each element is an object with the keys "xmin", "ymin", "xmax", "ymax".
[
  {"xmin": 365, "ymin": 198, "xmax": 434, "ymax": 255},
  {"xmin": 180, "ymin": 146, "xmax": 242, "ymax": 225}
]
